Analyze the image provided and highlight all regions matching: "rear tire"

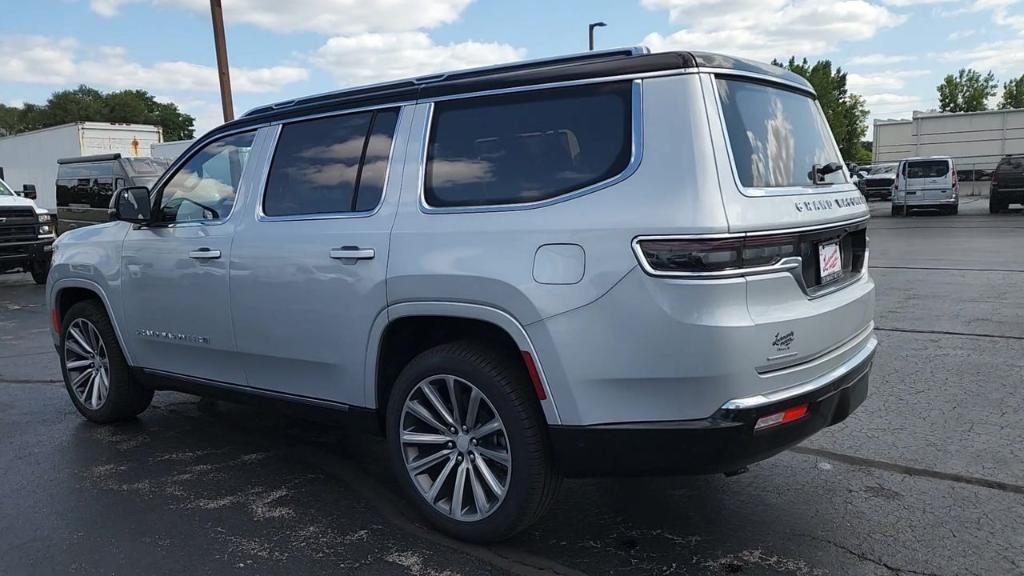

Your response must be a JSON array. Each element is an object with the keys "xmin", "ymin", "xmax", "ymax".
[
  {"xmin": 386, "ymin": 341, "xmax": 560, "ymax": 542},
  {"xmin": 60, "ymin": 300, "xmax": 153, "ymax": 423}
]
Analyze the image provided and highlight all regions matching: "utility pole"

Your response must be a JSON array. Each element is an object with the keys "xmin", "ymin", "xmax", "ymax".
[
  {"xmin": 210, "ymin": 0, "xmax": 234, "ymax": 122},
  {"xmin": 588, "ymin": 22, "xmax": 606, "ymax": 51}
]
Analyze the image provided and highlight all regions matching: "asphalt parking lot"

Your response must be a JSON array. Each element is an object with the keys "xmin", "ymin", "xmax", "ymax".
[{"xmin": 2, "ymin": 197, "xmax": 1022, "ymax": 576}]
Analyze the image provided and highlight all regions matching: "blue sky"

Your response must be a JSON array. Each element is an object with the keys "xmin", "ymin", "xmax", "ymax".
[{"xmin": 2, "ymin": 0, "xmax": 1023, "ymax": 138}]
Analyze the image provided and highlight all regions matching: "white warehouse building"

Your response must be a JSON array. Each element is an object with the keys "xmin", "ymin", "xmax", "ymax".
[{"xmin": 873, "ymin": 108, "xmax": 1024, "ymax": 170}]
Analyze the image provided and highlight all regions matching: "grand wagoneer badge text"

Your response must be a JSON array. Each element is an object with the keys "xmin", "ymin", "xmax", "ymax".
[
  {"xmin": 137, "ymin": 329, "xmax": 210, "ymax": 345},
  {"xmin": 794, "ymin": 196, "xmax": 866, "ymax": 213}
]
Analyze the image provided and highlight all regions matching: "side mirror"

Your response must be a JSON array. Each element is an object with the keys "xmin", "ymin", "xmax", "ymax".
[
  {"xmin": 21, "ymin": 184, "xmax": 36, "ymax": 200},
  {"xmin": 115, "ymin": 186, "xmax": 153, "ymax": 224}
]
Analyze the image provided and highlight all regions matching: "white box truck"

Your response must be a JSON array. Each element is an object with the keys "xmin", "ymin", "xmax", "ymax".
[{"xmin": 0, "ymin": 122, "xmax": 163, "ymax": 210}]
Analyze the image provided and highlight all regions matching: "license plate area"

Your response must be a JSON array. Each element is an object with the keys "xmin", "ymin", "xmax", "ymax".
[{"xmin": 818, "ymin": 241, "xmax": 843, "ymax": 284}]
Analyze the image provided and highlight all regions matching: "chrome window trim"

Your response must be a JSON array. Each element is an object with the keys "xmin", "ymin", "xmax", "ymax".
[
  {"xmin": 266, "ymin": 101, "xmax": 414, "ymax": 128},
  {"xmin": 254, "ymin": 107, "xmax": 405, "ymax": 223},
  {"xmin": 706, "ymin": 74, "xmax": 857, "ymax": 198},
  {"xmin": 417, "ymin": 79, "xmax": 644, "ymax": 214},
  {"xmin": 721, "ymin": 334, "xmax": 877, "ymax": 410},
  {"xmin": 146, "ymin": 124, "xmax": 264, "ymax": 229}
]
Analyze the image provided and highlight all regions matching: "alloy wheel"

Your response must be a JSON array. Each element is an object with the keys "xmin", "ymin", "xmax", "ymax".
[
  {"xmin": 399, "ymin": 374, "xmax": 512, "ymax": 522},
  {"xmin": 64, "ymin": 318, "xmax": 110, "ymax": 410}
]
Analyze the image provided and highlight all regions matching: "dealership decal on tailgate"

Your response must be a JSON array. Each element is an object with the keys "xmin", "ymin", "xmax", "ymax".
[{"xmin": 819, "ymin": 241, "xmax": 842, "ymax": 283}]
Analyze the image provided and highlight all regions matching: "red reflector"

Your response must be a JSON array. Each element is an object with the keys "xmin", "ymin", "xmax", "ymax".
[
  {"xmin": 520, "ymin": 351, "xmax": 546, "ymax": 400},
  {"xmin": 754, "ymin": 403, "xmax": 809, "ymax": 430},
  {"xmin": 51, "ymin": 308, "xmax": 60, "ymax": 335}
]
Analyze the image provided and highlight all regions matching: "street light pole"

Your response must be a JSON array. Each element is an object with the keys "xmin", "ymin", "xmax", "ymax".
[
  {"xmin": 210, "ymin": 0, "xmax": 234, "ymax": 122},
  {"xmin": 588, "ymin": 21, "xmax": 607, "ymax": 51}
]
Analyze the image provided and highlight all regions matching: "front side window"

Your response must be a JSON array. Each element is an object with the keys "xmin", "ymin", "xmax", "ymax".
[
  {"xmin": 717, "ymin": 78, "xmax": 846, "ymax": 188},
  {"xmin": 425, "ymin": 82, "xmax": 632, "ymax": 208},
  {"xmin": 905, "ymin": 160, "xmax": 950, "ymax": 179},
  {"xmin": 263, "ymin": 109, "xmax": 398, "ymax": 217},
  {"xmin": 156, "ymin": 131, "xmax": 255, "ymax": 223}
]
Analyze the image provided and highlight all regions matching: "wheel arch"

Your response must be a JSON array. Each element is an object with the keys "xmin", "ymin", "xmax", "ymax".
[
  {"xmin": 51, "ymin": 279, "xmax": 134, "ymax": 366},
  {"xmin": 367, "ymin": 302, "xmax": 561, "ymax": 426}
]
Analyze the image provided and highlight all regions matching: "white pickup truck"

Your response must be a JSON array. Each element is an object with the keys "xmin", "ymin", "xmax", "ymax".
[{"xmin": 0, "ymin": 178, "xmax": 56, "ymax": 284}]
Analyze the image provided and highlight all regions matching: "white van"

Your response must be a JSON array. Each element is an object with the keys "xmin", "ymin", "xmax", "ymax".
[{"xmin": 891, "ymin": 156, "xmax": 958, "ymax": 216}]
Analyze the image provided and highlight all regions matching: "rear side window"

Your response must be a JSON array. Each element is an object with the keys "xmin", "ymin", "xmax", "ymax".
[
  {"xmin": 905, "ymin": 160, "xmax": 950, "ymax": 179},
  {"xmin": 57, "ymin": 162, "xmax": 115, "ymax": 179},
  {"xmin": 263, "ymin": 109, "xmax": 399, "ymax": 217},
  {"xmin": 424, "ymin": 82, "xmax": 632, "ymax": 208},
  {"xmin": 717, "ymin": 78, "xmax": 846, "ymax": 188}
]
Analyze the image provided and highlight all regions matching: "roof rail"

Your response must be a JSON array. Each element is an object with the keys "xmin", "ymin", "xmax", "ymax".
[
  {"xmin": 243, "ymin": 46, "xmax": 650, "ymax": 118},
  {"xmin": 57, "ymin": 153, "xmax": 122, "ymax": 164}
]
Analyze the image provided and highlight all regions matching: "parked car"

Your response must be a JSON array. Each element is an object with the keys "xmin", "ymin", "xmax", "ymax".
[
  {"xmin": 891, "ymin": 156, "xmax": 958, "ymax": 216},
  {"xmin": 989, "ymin": 154, "xmax": 1024, "ymax": 213},
  {"xmin": 47, "ymin": 48, "xmax": 876, "ymax": 542},
  {"xmin": 56, "ymin": 153, "xmax": 171, "ymax": 235},
  {"xmin": 858, "ymin": 163, "xmax": 897, "ymax": 200},
  {"xmin": 0, "ymin": 177, "xmax": 55, "ymax": 284}
]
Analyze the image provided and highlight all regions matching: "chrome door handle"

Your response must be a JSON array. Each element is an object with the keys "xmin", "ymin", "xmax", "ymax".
[
  {"xmin": 329, "ymin": 247, "xmax": 375, "ymax": 260},
  {"xmin": 189, "ymin": 248, "xmax": 221, "ymax": 259}
]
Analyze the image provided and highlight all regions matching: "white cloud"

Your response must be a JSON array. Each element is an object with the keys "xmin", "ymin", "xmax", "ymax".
[
  {"xmin": 938, "ymin": 39, "xmax": 1024, "ymax": 75},
  {"xmin": 880, "ymin": 0, "xmax": 956, "ymax": 5},
  {"xmin": 0, "ymin": 36, "xmax": 78, "ymax": 84},
  {"xmin": 92, "ymin": 0, "xmax": 473, "ymax": 34},
  {"xmin": 312, "ymin": 32, "xmax": 525, "ymax": 85},
  {"xmin": 940, "ymin": 0, "xmax": 1024, "ymax": 31},
  {"xmin": 848, "ymin": 53, "xmax": 915, "ymax": 66},
  {"xmin": 864, "ymin": 93, "xmax": 924, "ymax": 107},
  {"xmin": 848, "ymin": 69, "xmax": 931, "ymax": 93},
  {"xmin": 947, "ymin": 29, "xmax": 978, "ymax": 40},
  {"xmin": 641, "ymin": 0, "xmax": 907, "ymax": 61},
  {"xmin": 0, "ymin": 37, "xmax": 308, "ymax": 93}
]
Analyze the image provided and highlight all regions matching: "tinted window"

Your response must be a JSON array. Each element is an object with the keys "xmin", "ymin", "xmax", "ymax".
[
  {"xmin": 425, "ymin": 82, "xmax": 632, "ymax": 208},
  {"xmin": 58, "ymin": 162, "xmax": 116, "ymax": 179},
  {"xmin": 157, "ymin": 131, "xmax": 255, "ymax": 223},
  {"xmin": 122, "ymin": 157, "xmax": 171, "ymax": 177},
  {"xmin": 263, "ymin": 109, "xmax": 398, "ymax": 217},
  {"xmin": 905, "ymin": 160, "xmax": 950, "ymax": 179},
  {"xmin": 997, "ymin": 156, "xmax": 1024, "ymax": 171},
  {"xmin": 717, "ymin": 78, "xmax": 846, "ymax": 188}
]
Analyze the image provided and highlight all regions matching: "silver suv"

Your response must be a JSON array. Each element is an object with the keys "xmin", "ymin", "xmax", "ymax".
[{"xmin": 47, "ymin": 48, "xmax": 876, "ymax": 542}]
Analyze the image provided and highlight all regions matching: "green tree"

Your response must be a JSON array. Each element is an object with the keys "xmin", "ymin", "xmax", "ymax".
[
  {"xmin": 0, "ymin": 86, "xmax": 194, "ymax": 141},
  {"xmin": 999, "ymin": 75, "xmax": 1024, "ymax": 110},
  {"xmin": 773, "ymin": 57, "xmax": 869, "ymax": 161},
  {"xmin": 937, "ymin": 68, "xmax": 997, "ymax": 113}
]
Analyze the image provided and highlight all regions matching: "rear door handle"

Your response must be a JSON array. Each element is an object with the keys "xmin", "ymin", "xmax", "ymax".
[
  {"xmin": 330, "ymin": 247, "xmax": 375, "ymax": 260},
  {"xmin": 189, "ymin": 248, "xmax": 221, "ymax": 260}
]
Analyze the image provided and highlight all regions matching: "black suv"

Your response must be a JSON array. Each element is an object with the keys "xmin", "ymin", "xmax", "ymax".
[
  {"xmin": 990, "ymin": 155, "xmax": 1024, "ymax": 213},
  {"xmin": 56, "ymin": 154, "xmax": 170, "ymax": 235}
]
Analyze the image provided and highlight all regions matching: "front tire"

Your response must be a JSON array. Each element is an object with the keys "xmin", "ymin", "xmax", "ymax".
[
  {"xmin": 990, "ymin": 198, "xmax": 1008, "ymax": 213},
  {"xmin": 386, "ymin": 341, "xmax": 560, "ymax": 542},
  {"xmin": 60, "ymin": 300, "xmax": 153, "ymax": 423},
  {"xmin": 30, "ymin": 258, "xmax": 49, "ymax": 285}
]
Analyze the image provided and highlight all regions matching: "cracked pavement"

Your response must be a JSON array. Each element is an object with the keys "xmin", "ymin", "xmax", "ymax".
[{"xmin": 1, "ymin": 198, "xmax": 1022, "ymax": 575}]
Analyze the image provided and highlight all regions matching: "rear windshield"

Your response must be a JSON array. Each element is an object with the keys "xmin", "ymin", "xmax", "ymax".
[
  {"xmin": 0, "ymin": 179, "xmax": 12, "ymax": 196},
  {"xmin": 997, "ymin": 156, "xmax": 1024, "ymax": 171},
  {"xmin": 905, "ymin": 160, "xmax": 950, "ymax": 179},
  {"xmin": 869, "ymin": 164, "xmax": 897, "ymax": 175},
  {"xmin": 716, "ymin": 78, "xmax": 845, "ymax": 188},
  {"xmin": 58, "ymin": 162, "xmax": 114, "ymax": 178}
]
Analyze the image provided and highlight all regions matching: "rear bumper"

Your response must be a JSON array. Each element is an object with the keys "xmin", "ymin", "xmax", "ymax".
[
  {"xmin": 0, "ymin": 238, "xmax": 54, "ymax": 271},
  {"xmin": 991, "ymin": 189, "xmax": 1024, "ymax": 204},
  {"xmin": 548, "ymin": 337, "xmax": 875, "ymax": 477}
]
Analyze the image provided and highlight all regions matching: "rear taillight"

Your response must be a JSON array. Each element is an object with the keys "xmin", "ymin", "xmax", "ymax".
[
  {"xmin": 636, "ymin": 235, "xmax": 798, "ymax": 274},
  {"xmin": 992, "ymin": 172, "xmax": 999, "ymax": 185},
  {"xmin": 754, "ymin": 404, "xmax": 809, "ymax": 431}
]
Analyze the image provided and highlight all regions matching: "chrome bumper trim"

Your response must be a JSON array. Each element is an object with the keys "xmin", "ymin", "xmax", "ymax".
[{"xmin": 721, "ymin": 335, "xmax": 877, "ymax": 410}]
